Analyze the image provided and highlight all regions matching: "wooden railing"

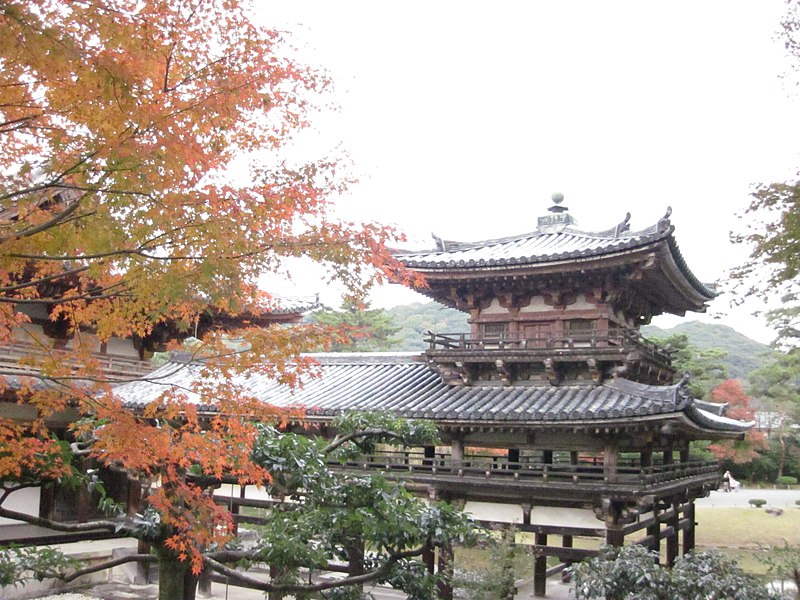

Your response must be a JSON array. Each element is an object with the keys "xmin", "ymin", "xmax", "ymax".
[
  {"xmin": 0, "ymin": 340, "xmax": 153, "ymax": 381},
  {"xmin": 334, "ymin": 450, "xmax": 719, "ymax": 489},
  {"xmin": 425, "ymin": 328, "xmax": 671, "ymax": 364}
]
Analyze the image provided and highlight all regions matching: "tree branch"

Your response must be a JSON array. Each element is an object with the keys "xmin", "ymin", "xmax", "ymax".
[
  {"xmin": 0, "ymin": 195, "xmax": 82, "ymax": 244},
  {"xmin": 0, "ymin": 505, "xmax": 121, "ymax": 533},
  {"xmin": 203, "ymin": 545, "xmax": 425, "ymax": 593},
  {"xmin": 0, "ymin": 285, "xmax": 132, "ymax": 304},
  {"xmin": 323, "ymin": 429, "xmax": 405, "ymax": 454},
  {"xmin": 0, "ymin": 264, "xmax": 91, "ymax": 294},
  {"xmin": 60, "ymin": 553, "xmax": 157, "ymax": 583}
]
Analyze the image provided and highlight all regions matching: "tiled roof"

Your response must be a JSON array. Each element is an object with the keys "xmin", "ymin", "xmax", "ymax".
[
  {"xmin": 113, "ymin": 353, "xmax": 750, "ymax": 434},
  {"xmin": 397, "ymin": 224, "xmax": 671, "ymax": 270},
  {"xmin": 393, "ymin": 209, "xmax": 716, "ymax": 300}
]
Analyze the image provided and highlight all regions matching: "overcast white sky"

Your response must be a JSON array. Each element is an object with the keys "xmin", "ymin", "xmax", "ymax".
[{"xmin": 258, "ymin": 1, "xmax": 800, "ymax": 344}]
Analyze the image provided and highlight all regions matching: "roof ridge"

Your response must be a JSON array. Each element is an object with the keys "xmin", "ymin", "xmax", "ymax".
[{"xmin": 408, "ymin": 213, "xmax": 674, "ymax": 258}]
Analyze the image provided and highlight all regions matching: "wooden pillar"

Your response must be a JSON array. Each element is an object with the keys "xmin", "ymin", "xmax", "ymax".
[
  {"xmin": 508, "ymin": 448, "xmax": 520, "ymax": 470},
  {"xmin": 228, "ymin": 485, "xmax": 245, "ymax": 537},
  {"xmin": 604, "ymin": 443, "xmax": 618, "ymax": 483},
  {"xmin": 679, "ymin": 445, "xmax": 690, "ymax": 464},
  {"xmin": 424, "ymin": 445, "xmax": 436, "ymax": 468},
  {"xmin": 683, "ymin": 501, "xmax": 696, "ymax": 556},
  {"xmin": 648, "ymin": 506, "xmax": 661, "ymax": 564},
  {"xmin": 534, "ymin": 530, "xmax": 548, "ymax": 597},
  {"xmin": 605, "ymin": 525, "xmax": 624, "ymax": 548},
  {"xmin": 128, "ymin": 479, "xmax": 151, "ymax": 583},
  {"xmin": 570, "ymin": 450, "xmax": 578, "ymax": 465},
  {"xmin": 666, "ymin": 499, "xmax": 679, "ymax": 567},
  {"xmin": 561, "ymin": 534, "xmax": 573, "ymax": 583},
  {"xmin": 663, "ymin": 448, "xmax": 674, "ymax": 465},
  {"xmin": 542, "ymin": 449, "xmax": 553, "ymax": 464},
  {"xmin": 604, "ymin": 498, "xmax": 625, "ymax": 548},
  {"xmin": 641, "ymin": 448, "xmax": 652, "ymax": 468},
  {"xmin": 451, "ymin": 437, "xmax": 464, "ymax": 466}
]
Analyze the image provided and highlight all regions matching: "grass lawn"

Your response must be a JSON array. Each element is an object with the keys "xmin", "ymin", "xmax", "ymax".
[
  {"xmin": 696, "ymin": 506, "xmax": 800, "ymax": 547},
  {"xmin": 695, "ymin": 506, "xmax": 800, "ymax": 576},
  {"xmin": 455, "ymin": 507, "xmax": 800, "ymax": 579}
]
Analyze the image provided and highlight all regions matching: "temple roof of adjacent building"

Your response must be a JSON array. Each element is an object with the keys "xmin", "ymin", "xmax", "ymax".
[
  {"xmin": 393, "ymin": 200, "xmax": 716, "ymax": 311},
  {"xmin": 112, "ymin": 352, "xmax": 750, "ymax": 438}
]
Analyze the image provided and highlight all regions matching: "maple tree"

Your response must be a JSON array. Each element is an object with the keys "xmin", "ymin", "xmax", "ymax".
[
  {"xmin": 0, "ymin": 1, "xmax": 448, "ymax": 599},
  {"xmin": 731, "ymin": 0, "xmax": 800, "ymax": 346},
  {"xmin": 706, "ymin": 379, "xmax": 766, "ymax": 463},
  {"xmin": 1, "ymin": 412, "xmax": 480, "ymax": 599}
]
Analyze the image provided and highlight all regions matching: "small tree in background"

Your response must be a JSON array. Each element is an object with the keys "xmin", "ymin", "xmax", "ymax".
[
  {"xmin": 308, "ymin": 301, "xmax": 401, "ymax": 351},
  {"xmin": 707, "ymin": 379, "xmax": 767, "ymax": 464},
  {"xmin": 749, "ymin": 349, "xmax": 800, "ymax": 479}
]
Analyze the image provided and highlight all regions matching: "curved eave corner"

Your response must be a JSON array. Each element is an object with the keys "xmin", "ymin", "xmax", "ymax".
[
  {"xmin": 683, "ymin": 404, "xmax": 754, "ymax": 439},
  {"xmin": 665, "ymin": 236, "xmax": 718, "ymax": 301}
]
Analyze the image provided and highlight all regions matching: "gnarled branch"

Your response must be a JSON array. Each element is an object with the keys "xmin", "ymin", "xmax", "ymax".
[{"xmin": 203, "ymin": 544, "xmax": 426, "ymax": 593}]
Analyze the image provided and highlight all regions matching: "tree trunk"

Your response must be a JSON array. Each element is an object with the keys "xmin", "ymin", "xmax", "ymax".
[
  {"xmin": 346, "ymin": 537, "xmax": 365, "ymax": 596},
  {"xmin": 269, "ymin": 565, "xmax": 285, "ymax": 600},
  {"xmin": 157, "ymin": 548, "xmax": 198, "ymax": 600},
  {"xmin": 778, "ymin": 434, "xmax": 788, "ymax": 479},
  {"xmin": 183, "ymin": 568, "xmax": 198, "ymax": 600}
]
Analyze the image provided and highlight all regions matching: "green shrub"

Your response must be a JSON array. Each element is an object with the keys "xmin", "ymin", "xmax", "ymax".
[
  {"xmin": 570, "ymin": 545, "xmax": 779, "ymax": 600},
  {"xmin": 775, "ymin": 476, "xmax": 798, "ymax": 486},
  {"xmin": 749, "ymin": 499, "xmax": 767, "ymax": 508}
]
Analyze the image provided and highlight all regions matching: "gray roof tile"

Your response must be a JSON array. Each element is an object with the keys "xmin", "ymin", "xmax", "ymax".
[
  {"xmin": 394, "ymin": 211, "xmax": 716, "ymax": 300},
  {"xmin": 113, "ymin": 354, "xmax": 750, "ymax": 434}
]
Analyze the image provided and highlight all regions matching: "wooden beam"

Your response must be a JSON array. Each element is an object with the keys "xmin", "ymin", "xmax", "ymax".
[{"xmin": 533, "ymin": 545, "xmax": 597, "ymax": 562}]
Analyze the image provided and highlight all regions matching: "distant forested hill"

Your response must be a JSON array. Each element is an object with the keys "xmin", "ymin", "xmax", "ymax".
[
  {"xmin": 385, "ymin": 302, "xmax": 468, "ymax": 350},
  {"xmin": 641, "ymin": 321, "xmax": 777, "ymax": 381}
]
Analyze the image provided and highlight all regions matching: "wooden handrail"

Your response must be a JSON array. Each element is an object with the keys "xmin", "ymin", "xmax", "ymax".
[
  {"xmin": 332, "ymin": 451, "xmax": 719, "ymax": 489},
  {"xmin": 0, "ymin": 340, "xmax": 153, "ymax": 380},
  {"xmin": 425, "ymin": 329, "xmax": 672, "ymax": 364}
]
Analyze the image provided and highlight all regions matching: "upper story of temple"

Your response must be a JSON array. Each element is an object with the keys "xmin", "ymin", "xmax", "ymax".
[{"xmin": 393, "ymin": 195, "xmax": 716, "ymax": 387}]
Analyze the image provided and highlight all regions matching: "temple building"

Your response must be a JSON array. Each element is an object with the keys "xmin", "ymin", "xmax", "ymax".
[
  {"xmin": 0, "ymin": 295, "xmax": 318, "ymax": 533},
  {"xmin": 114, "ymin": 196, "xmax": 752, "ymax": 597}
]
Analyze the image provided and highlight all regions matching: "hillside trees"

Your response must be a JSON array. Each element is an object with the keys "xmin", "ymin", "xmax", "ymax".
[
  {"xmin": 386, "ymin": 302, "xmax": 469, "ymax": 351},
  {"xmin": 0, "ymin": 0, "xmax": 438, "ymax": 598},
  {"xmin": 648, "ymin": 333, "xmax": 727, "ymax": 398},
  {"xmin": 308, "ymin": 301, "xmax": 401, "ymax": 351}
]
